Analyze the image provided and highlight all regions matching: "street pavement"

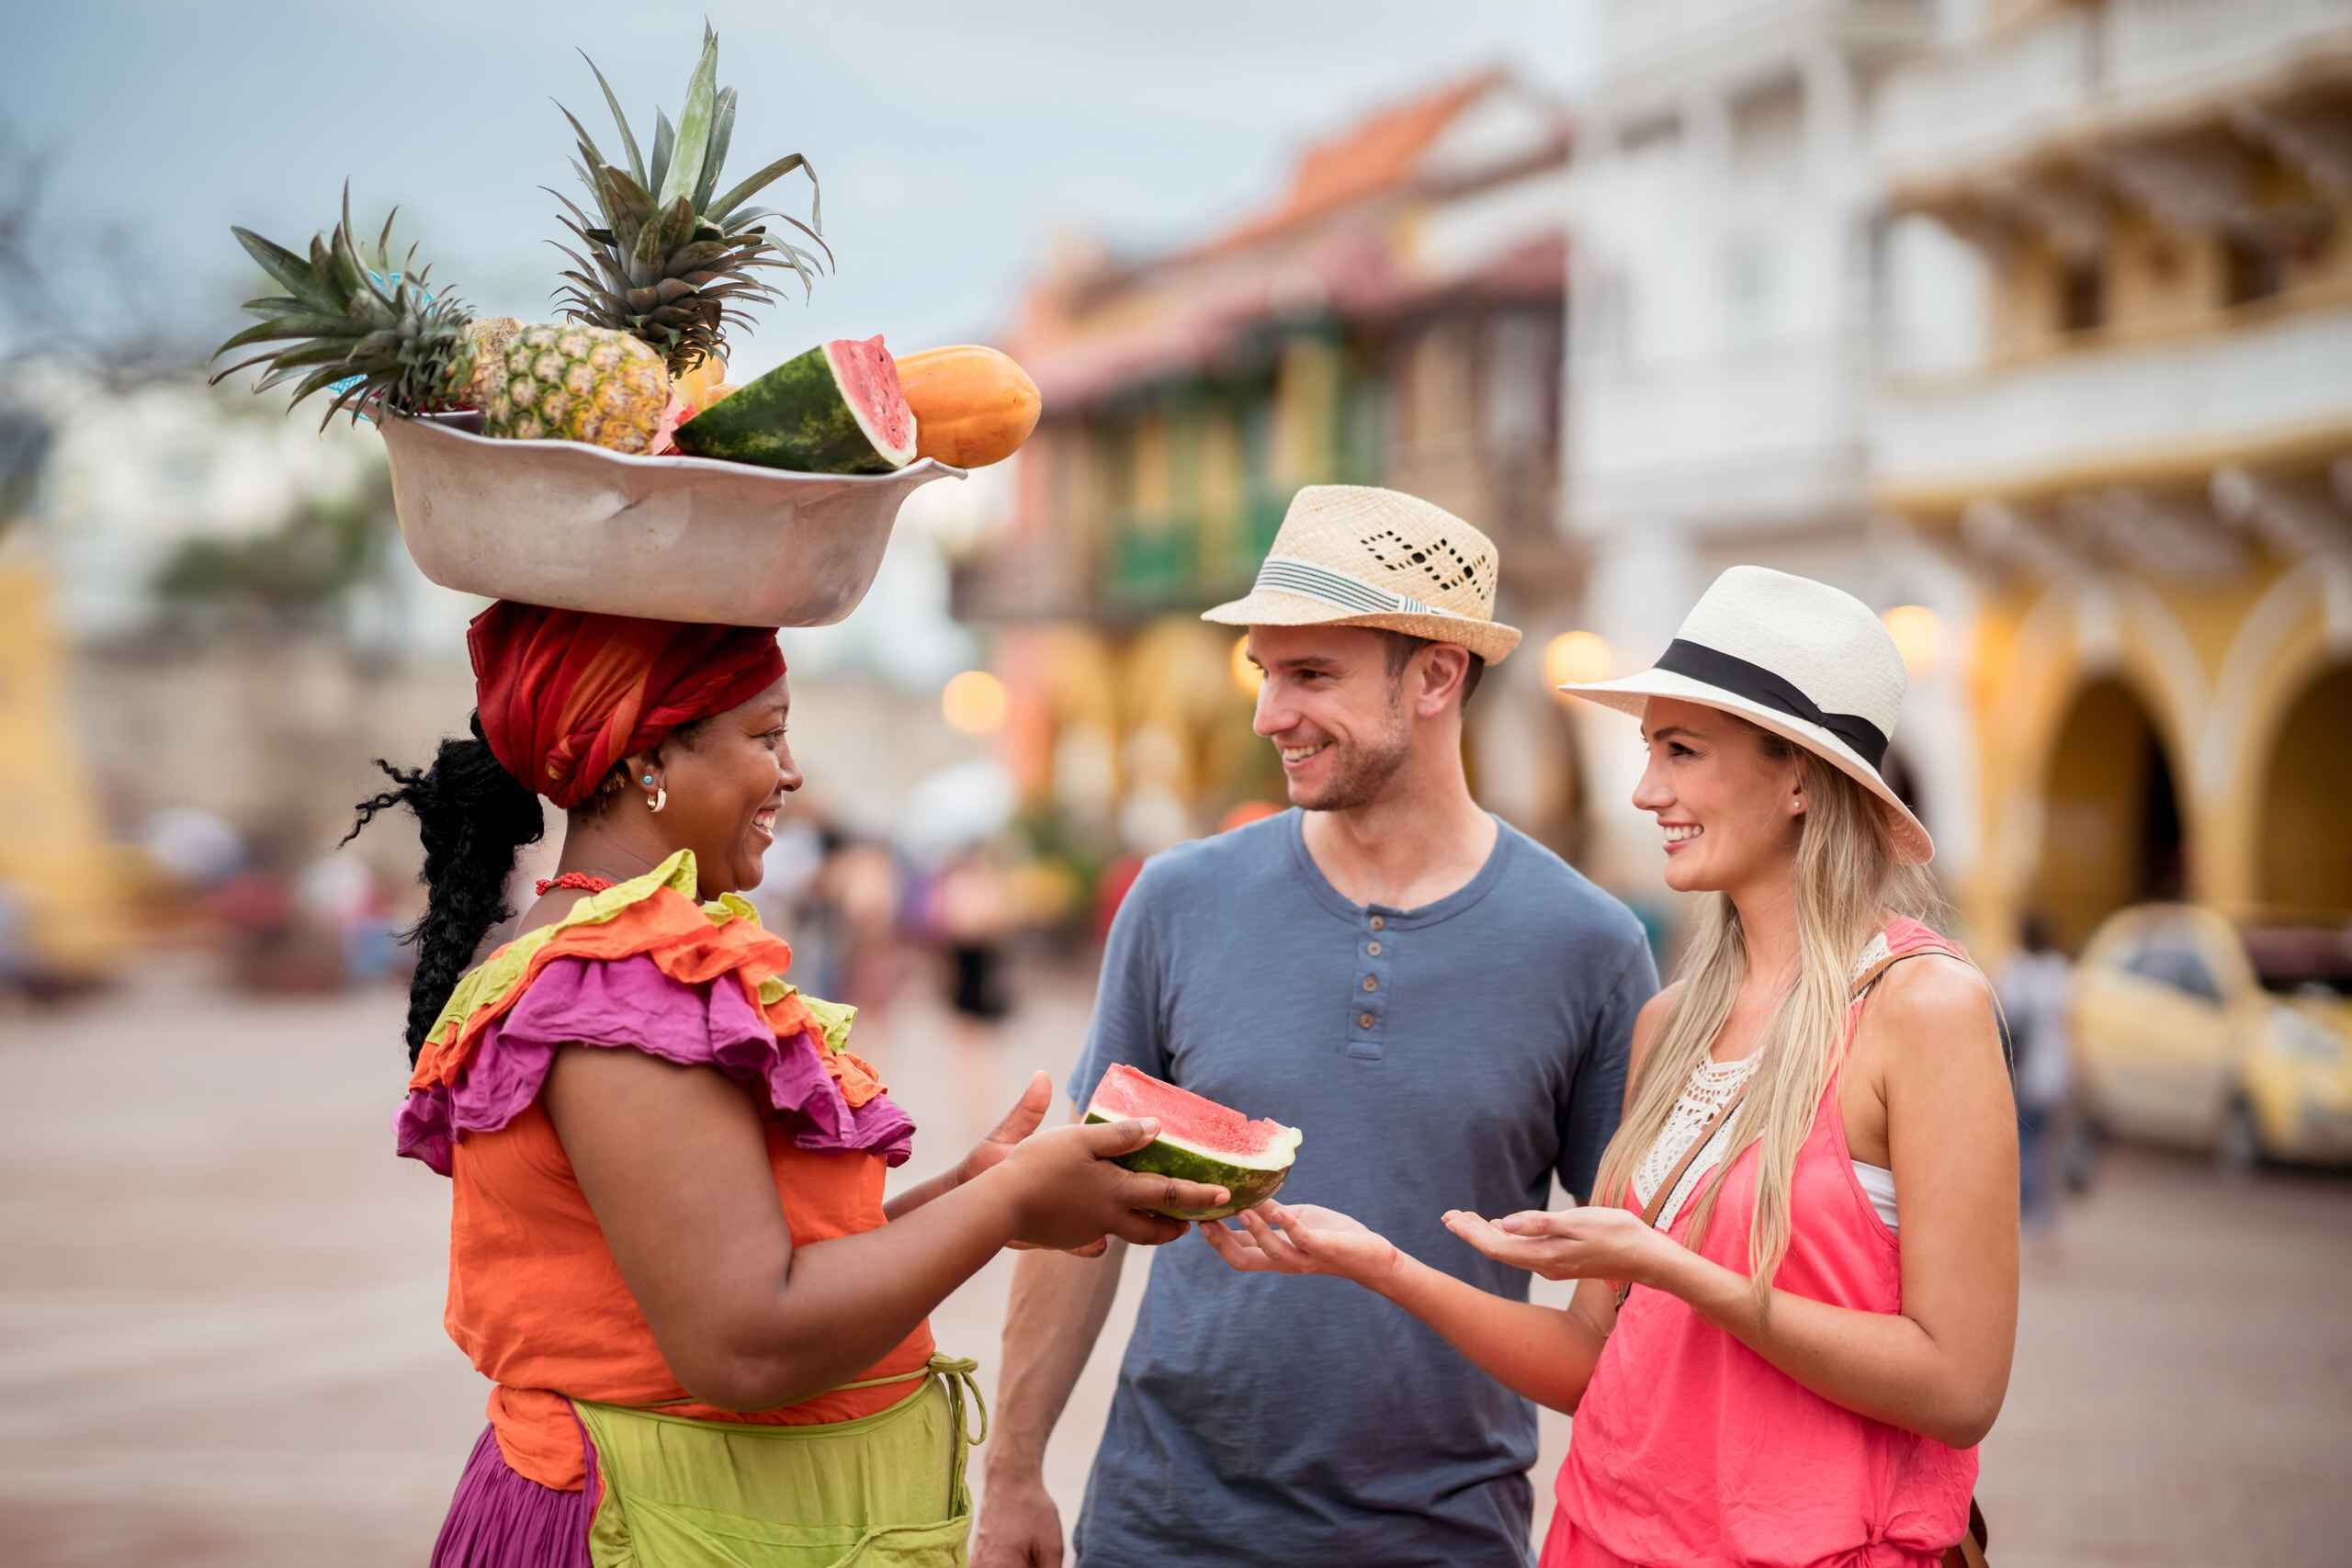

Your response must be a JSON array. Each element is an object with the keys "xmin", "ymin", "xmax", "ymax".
[{"xmin": 4, "ymin": 956, "xmax": 2347, "ymax": 1565}]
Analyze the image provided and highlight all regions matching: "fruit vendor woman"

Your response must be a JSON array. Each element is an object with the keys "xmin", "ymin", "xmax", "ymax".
[
  {"xmin": 973, "ymin": 488, "xmax": 1661, "ymax": 1568},
  {"xmin": 353, "ymin": 603, "xmax": 1230, "ymax": 1568}
]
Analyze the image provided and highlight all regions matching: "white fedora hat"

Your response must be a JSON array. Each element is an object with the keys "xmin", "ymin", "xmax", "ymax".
[
  {"xmin": 1558, "ymin": 565, "xmax": 1932, "ymax": 864},
  {"xmin": 1202, "ymin": 485, "xmax": 1522, "ymax": 665}
]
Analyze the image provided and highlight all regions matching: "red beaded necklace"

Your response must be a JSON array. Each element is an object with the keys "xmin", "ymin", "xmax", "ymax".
[{"xmin": 534, "ymin": 871, "xmax": 621, "ymax": 897}]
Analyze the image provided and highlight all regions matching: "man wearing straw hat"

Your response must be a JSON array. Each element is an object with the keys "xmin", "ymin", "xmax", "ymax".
[{"xmin": 975, "ymin": 487, "xmax": 1659, "ymax": 1568}]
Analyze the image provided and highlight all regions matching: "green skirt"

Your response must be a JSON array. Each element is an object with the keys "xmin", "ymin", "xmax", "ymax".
[{"xmin": 573, "ymin": 1355, "xmax": 987, "ymax": 1568}]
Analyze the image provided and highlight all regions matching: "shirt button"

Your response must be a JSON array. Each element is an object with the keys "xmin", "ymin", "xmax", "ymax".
[
  {"xmin": 1366, "ymin": 941, "xmax": 1383, "ymax": 957},
  {"xmin": 1362, "ymin": 975, "xmax": 1378, "ymax": 992},
  {"xmin": 1358, "ymin": 1011, "xmax": 1375, "ymax": 1029},
  {"xmin": 1369, "ymin": 915, "xmax": 1386, "ymax": 931}
]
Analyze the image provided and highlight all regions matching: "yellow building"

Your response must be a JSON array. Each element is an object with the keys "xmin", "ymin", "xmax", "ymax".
[
  {"xmin": 0, "ymin": 565, "xmax": 135, "ymax": 987},
  {"xmin": 1874, "ymin": 0, "xmax": 2352, "ymax": 949}
]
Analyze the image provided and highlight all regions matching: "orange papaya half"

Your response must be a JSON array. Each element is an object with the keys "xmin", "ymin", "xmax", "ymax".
[{"xmin": 895, "ymin": 344, "xmax": 1041, "ymax": 468}]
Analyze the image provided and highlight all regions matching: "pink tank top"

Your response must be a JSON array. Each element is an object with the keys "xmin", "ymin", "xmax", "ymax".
[{"xmin": 1544, "ymin": 919, "xmax": 1978, "ymax": 1568}]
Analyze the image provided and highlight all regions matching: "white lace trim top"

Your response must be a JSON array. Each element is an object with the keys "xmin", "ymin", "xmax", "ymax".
[
  {"xmin": 1628, "ymin": 933, "xmax": 1901, "ymax": 1232},
  {"xmin": 1632, "ymin": 1053, "xmax": 1762, "ymax": 1227}
]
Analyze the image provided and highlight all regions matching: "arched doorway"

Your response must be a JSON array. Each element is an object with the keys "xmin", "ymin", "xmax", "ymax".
[
  {"xmin": 2255, "ymin": 661, "xmax": 2352, "ymax": 919},
  {"xmin": 2030, "ymin": 677, "xmax": 2186, "ymax": 952}
]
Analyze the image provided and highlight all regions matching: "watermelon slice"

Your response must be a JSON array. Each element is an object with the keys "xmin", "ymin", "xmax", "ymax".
[
  {"xmin": 672, "ymin": 335, "xmax": 918, "ymax": 473},
  {"xmin": 1083, "ymin": 1063, "xmax": 1302, "ymax": 1221}
]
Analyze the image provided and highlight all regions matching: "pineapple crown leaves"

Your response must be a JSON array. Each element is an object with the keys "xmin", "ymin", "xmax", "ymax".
[
  {"xmin": 210, "ymin": 185, "xmax": 478, "ymax": 429},
  {"xmin": 548, "ymin": 24, "xmax": 830, "ymax": 372}
]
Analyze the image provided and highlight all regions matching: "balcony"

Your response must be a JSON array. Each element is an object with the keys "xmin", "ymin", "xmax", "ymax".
[
  {"xmin": 1874, "ymin": 300, "xmax": 2352, "ymax": 508},
  {"xmin": 2108, "ymin": 0, "xmax": 2349, "ymax": 101},
  {"xmin": 1876, "ymin": 0, "xmax": 2351, "ymax": 191},
  {"xmin": 1875, "ymin": 6, "xmax": 2098, "ymax": 184}
]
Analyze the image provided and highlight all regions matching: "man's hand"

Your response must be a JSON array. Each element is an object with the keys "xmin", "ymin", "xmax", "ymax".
[{"xmin": 970, "ymin": 1467, "xmax": 1065, "ymax": 1568}]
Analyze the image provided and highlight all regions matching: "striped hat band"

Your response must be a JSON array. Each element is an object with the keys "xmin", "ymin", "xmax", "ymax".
[{"xmin": 1252, "ymin": 556, "xmax": 1474, "ymax": 623}]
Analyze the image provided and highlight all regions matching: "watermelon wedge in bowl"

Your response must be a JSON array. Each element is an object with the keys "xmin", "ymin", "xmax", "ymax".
[
  {"xmin": 673, "ymin": 335, "xmax": 919, "ymax": 473},
  {"xmin": 1083, "ymin": 1063, "xmax": 1302, "ymax": 1222}
]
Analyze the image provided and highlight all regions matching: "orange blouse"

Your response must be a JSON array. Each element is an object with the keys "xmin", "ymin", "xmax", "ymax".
[
  {"xmin": 399, "ymin": 852, "xmax": 934, "ymax": 1488},
  {"xmin": 450, "ymin": 1107, "xmax": 934, "ymax": 1487}
]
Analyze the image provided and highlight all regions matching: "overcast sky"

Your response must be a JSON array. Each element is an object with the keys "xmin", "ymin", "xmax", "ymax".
[{"xmin": 15, "ymin": 1, "xmax": 1599, "ymax": 378}]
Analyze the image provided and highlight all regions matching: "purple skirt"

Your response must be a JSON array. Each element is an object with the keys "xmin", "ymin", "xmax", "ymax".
[{"xmin": 430, "ymin": 1421, "xmax": 596, "ymax": 1568}]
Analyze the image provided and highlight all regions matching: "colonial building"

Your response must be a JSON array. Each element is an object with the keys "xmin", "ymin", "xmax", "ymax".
[
  {"xmin": 951, "ymin": 71, "xmax": 1581, "ymax": 853},
  {"xmin": 1874, "ymin": 0, "xmax": 2352, "ymax": 947},
  {"xmin": 1557, "ymin": 0, "xmax": 1979, "ymax": 903}
]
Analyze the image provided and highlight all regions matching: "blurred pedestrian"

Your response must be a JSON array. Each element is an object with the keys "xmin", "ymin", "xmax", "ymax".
[
  {"xmin": 828, "ymin": 835, "xmax": 910, "ymax": 1014},
  {"xmin": 933, "ymin": 846, "xmax": 1015, "ymax": 1031},
  {"xmin": 1204, "ymin": 568, "xmax": 2010, "ymax": 1568},
  {"xmin": 345, "ymin": 602, "xmax": 1222, "ymax": 1567},
  {"xmin": 748, "ymin": 808, "xmax": 840, "ymax": 994},
  {"xmin": 976, "ymin": 490, "xmax": 1655, "ymax": 1568},
  {"xmin": 0, "ymin": 879, "xmax": 27, "ymax": 1003},
  {"xmin": 1996, "ymin": 913, "xmax": 2077, "ymax": 1228}
]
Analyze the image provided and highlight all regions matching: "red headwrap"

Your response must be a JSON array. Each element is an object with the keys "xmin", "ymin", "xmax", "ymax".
[{"xmin": 468, "ymin": 603, "xmax": 786, "ymax": 808}]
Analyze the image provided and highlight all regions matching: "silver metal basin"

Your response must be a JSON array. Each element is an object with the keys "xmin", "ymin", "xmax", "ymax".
[{"xmin": 379, "ymin": 412, "xmax": 965, "ymax": 626}]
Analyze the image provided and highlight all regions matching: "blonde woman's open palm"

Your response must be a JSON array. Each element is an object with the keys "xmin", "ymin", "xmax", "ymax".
[
  {"xmin": 1442, "ymin": 1204, "xmax": 1670, "ymax": 1284},
  {"xmin": 1199, "ymin": 1201, "xmax": 1402, "ymax": 1288}
]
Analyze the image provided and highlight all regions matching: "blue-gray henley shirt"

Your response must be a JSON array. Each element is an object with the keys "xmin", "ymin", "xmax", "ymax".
[{"xmin": 1065, "ymin": 809, "xmax": 1657, "ymax": 1567}]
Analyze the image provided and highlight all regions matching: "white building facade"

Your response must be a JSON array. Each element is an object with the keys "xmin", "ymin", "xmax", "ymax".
[{"xmin": 1559, "ymin": 0, "xmax": 1977, "ymax": 904}]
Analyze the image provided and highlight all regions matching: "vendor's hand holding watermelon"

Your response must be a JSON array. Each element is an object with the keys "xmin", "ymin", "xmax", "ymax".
[
  {"xmin": 949, "ymin": 1071, "xmax": 1113, "ymax": 1258},
  {"xmin": 1000, "ymin": 1118, "xmax": 1231, "ymax": 1253},
  {"xmin": 1200, "ymin": 1201, "xmax": 1405, "ymax": 1290}
]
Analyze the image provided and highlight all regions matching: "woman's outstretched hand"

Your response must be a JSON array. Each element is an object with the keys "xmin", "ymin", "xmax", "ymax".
[
  {"xmin": 1443, "ymin": 1204, "xmax": 1670, "ymax": 1285},
  {"xmin": 1198, "ymin": 1201, "xmax": 1402, "ymax": 1290}
]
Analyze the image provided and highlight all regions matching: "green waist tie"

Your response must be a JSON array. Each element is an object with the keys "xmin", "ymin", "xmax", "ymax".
[{"xmin": 572, "ymin": 1355, "xmax": 989, "ymax": 1568}]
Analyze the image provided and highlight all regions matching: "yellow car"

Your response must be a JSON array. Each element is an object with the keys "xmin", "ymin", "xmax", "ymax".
[{"xmin": 2073, "ymin": 904, "xmax": 2352, "ymax": 1169}]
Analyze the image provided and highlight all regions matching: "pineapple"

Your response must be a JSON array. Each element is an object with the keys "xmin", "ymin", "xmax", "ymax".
[
  {"xmin": 211, "ymin": 188, "xmax": 671, "ymax": 454},
  {"xmin": 548, "ymin": 24, "xmax": 829, "ymax": 378}
]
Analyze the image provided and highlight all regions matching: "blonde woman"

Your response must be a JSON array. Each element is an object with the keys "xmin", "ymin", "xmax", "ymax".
[{"xmin": 1204, "ymin": 567, "xmax": 2015, "ymax": 1568}]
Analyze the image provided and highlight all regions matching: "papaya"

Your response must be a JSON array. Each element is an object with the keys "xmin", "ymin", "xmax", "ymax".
[{"xmin": 894, "ymin": 344, "xmax": 1041, "ymax": 468}]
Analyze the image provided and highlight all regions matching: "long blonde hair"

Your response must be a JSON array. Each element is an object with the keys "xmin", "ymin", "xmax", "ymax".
[{"xmin": 1589, "ymin": 722, "xmax": 1943, "ymax": 1308}]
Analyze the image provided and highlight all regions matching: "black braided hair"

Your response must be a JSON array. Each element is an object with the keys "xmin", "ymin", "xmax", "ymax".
[{"xmin": 345, "ymin": 712, "xmax": 547, "ymax": 1066}]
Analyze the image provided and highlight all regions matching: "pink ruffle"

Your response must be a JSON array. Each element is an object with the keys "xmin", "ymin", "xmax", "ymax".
[{"xmin": 396, "ymin": 954, "xmax": 913, "ymax": 1175}]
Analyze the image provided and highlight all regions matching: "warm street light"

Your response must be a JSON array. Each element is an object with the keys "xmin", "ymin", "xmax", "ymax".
[
  {"xmin": 942, "ymin": 670, "xmax": 1009, "ymax": 735},
  {"xmin": 1544, "ymin": 630, "xmax": 1612, "ymax": 690},
  {"xmin": 1883, "ymin": 604, "xmax": 1941, "ymax": 678},
  {"xmin": 1230, "ymin": 635, "xmax": 1263, "ymax": 695}
]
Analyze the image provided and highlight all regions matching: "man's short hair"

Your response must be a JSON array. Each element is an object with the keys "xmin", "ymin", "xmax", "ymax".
[{"xmin": 1378, "ymin": 630, "xmax": 1486, "ymax": 709}]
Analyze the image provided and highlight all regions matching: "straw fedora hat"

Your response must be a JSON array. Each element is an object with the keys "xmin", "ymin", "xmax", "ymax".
[
  {"xmin": 1557, "ymin": 565, "xmax": 1934, "ymax": 864},
  {"xmin": 1201, "ymin": 485, "xmax": 1521, "ymax": 665}
]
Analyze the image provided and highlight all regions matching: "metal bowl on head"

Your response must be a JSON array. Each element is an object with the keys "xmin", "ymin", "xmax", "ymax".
[{"xmin": 378, "ymin": 412, "xmax": 965, "ymax": 626}]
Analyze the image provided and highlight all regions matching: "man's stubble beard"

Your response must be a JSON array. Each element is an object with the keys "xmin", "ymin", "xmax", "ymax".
[{"xmin": 1295, "ymin": 705, "xmax": 1413, "ymax": 814}]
